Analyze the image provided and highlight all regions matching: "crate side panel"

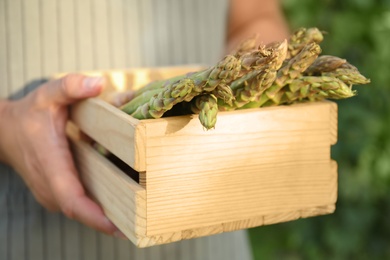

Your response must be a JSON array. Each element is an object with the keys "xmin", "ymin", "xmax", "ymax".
[
  {"xmin": 70, "ymin": 137, "xmax": 147, "ymax": 243},
  {"xmin": 145, "ymin": 161, "xmax": 336, "ymax": 235},
  {"xmin": 70, "ymin": 98, "xmax": 146, "ymax": 171},
  {"xmin": 144, "ymin": 102, "xmax": 337, "ymax": 235},
  {"xmin": 144, "ymin": 102, "xmax": 333, "ymax": 171}
]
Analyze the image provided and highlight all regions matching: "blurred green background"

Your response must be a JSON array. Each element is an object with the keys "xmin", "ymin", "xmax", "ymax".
[{"xmin": 249, "ymin": 0, "xmax": 390, "ymax": 259}]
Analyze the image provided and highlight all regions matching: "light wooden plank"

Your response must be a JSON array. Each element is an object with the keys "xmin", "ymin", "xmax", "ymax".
[
  {"xmin": 41, "ymin": 0, "xmax": 59, "ymax": 76},
  {"xmin": 154, "ymin": 0, "xmax": 170, "ymax": 66},
  {"xmin": 107, "ymin": 0, "xmax": 126, "ymax": 69},
  {"xmin": 182, "ymin": 0, "xmax": 198, "ymax": 64},
  {"xmin": 207, "ymin": 0, "xmax": 228, "ymax": 63},
  {"xmin": 143, "ymin": 102, "xmax": 337, "ymax": 235},
  {"xmin": 263, "ymin": 210, "xmax": 301, "ymax": 225},
  {"xmin": 58, "ymin": 0, "xmax": 76, "ymax": 72},
  {"xmin": 137, "ymin": 231, "xmax": 182, "ymax": 248},
  {"xmin": 167, "ymin": 0, "xmax": 184, "ymax": 65},
  {"xmin": 144, "ymin": 102, "xmax": 333, "ymax": 171},
  {"xmin": 300, "ymin": 204, "xmax": 336, "ymax": 219},
  {"xmin": 68, "ymin": 129, "xmax": 147, "ymax": 246},
  {"xmin": 123, "ymin": 0, "xmax": 141, "ymax": 67},
  {"xmin": 75, "ymin": 0, "xmax": 93, "ymax": 71},
  {"xmin": 330, "ymin": 101, "xmax": 338, "ymax": 145},
  {"xmin": 195, "ymin": 0, "xmax": 208, "ymax": 65},
  {"xmin": 6, "ymin": 0, "xmax": 24, "ymax": 99},
  {"xmin": 138, "ymin": 0, "xmax": 156, "ymax": 67},
  {"xmin": 223, "ymin": 216, "xmax": 264, "ymax": 232},
  {"xmin": 146, "ymin": 162, "xmax": 335, "ymax": 235},
  {"xmin": 22, "ymin": 0, "xmax": 42, "ymax": 83},
  {"xmin": 70, "ymin": 98, "xmax": 145, "ymax": 171},
  {"xmin": 182, "ymin": 224, "xmax": 223, "ymax": 240},
  {"xmin": 0, "ymin": 0, "xmax": 9, "ymax": 99},
  {"xmin": 92, "ymin": 0, "xmax": 111, "ymax": 69}
]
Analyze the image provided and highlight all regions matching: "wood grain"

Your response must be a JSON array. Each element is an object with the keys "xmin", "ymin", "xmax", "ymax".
[
  {"xmin": 144, "ymin": 102, "xmax": 337, "ymax": 235},
  {"xmin": 70, "ymin": 98, "xmax": 146, "ymax": 171},
  {"xmin": 67, "ymin": 125, "xmax": 147, "ymax": 246}
]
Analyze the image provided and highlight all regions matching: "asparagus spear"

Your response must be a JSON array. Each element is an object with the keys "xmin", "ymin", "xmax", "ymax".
[
  {"xmin": 243, "ymin": 75, "xmax": 355, "ymax": 108},
  {"xmin": 303, "ymin": 55, "xmax": 370, "ymax": 85},
  {"xmin": 121, "ymin": 88, "xmax": 161, "ymax": 114},
  {"xmin": 211, "ymin": 83, "xmax": 235, "ymax": 107},
  {"xmin": 190, "ymin": 94, "xmax": 219, "ymax": 130},
  {"xmin": 262, "ymin": 42, "xmax": 322, "ymax": 105},
  {"xmin": 219, "ymin": 40, "xmax": 288, "ymax": 110},
  {"xmin": 127, "ymin": 55, "xmax": 241, "ymax": 119},
  {"xmin": 304, "ymin": 55, "xmax": 347, "ymax": 75},
  {"xmin": 322, "ymin": 68, "xmax": 370, "ymax": 86},
  {"xmin": 133, "ymin": 71, "xmax": 199, "ymax": 97},
  {"xmin": 287, "ymin": 27, "xmax": 324, "ymax": 59},
  {"xmin": 131, "ymin": 78, "xmax": 195, "ymax": 119}
]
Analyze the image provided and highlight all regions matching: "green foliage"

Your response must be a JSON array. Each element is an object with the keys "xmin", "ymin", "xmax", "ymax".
[{"xmin": 249, "ymin": 1, "xmax": 390, "ymax": 259}]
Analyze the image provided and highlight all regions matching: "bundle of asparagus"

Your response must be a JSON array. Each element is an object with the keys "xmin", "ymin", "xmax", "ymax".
[{"xmin": 118, "ymin": 27, "xmax": 370, "ymax": 130}]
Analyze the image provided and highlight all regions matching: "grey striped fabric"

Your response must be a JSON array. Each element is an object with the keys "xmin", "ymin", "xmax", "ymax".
[{"xmin": 0, "ymin": 0, "xmax": 253, "ymax": 259}]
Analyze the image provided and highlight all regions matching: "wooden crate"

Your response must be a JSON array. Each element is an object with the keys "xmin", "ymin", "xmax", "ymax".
[{"xmin": 66, "ymin": 67, "xmax": 338, "ymax": 248}]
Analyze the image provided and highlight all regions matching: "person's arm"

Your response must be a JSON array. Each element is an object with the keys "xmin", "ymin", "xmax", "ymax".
[
  {"xmin": 227, "ymin": 0, "xmax": 289, "ymax": 52},
  {"xmin": 0, "ymin": 74, "xmax": 124, "ymax": 238}
]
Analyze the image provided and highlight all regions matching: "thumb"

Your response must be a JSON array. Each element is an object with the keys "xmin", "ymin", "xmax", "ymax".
[{"xmin": 41, "ymin": 74, "xmax": 104, "ymax": 106}]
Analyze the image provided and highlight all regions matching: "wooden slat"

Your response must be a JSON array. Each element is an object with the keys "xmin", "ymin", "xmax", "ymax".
[
  {"xmin": 145, "ymin": 102, "xmax": 333, "ymax": 171},
  {"xmin": 70, "ymin": 98, "xmax": 146, "ymax": 171},
  {"xmin": 67, "ymin": 127, "xmax": 147, "ymax": 246},
  {"xmin": 223, "ymin": 216, "xmax": 264, "ymax": 232},
  {"xmin": 92, "ymin": 0, "xmax": 110, "ymax": 69},
  {"xmin": 300, "ymin": 204, "xmax": 336, "ymax": 219},
  {"xmin": 146, "ymin": 162, "xmax": 335, "ymax": 235},
  {"xmin": 167, "ymin": 0, "xmax": 184, "ymax": 65},
  {"xmin": 122, "ymin": 0, "xmax": 141, "ymax": 67},
  {"xmin": 137, "ymin": 231, "xmax": 182, "ymax": 248},
  {"xmin": 182, "ymin": 0, "xmax": 198, "ymax": 64},
  {"xmin": 263, "ymin": 211, "xmax": 301, "ymax": 225},
  {"xmin": 107, "ymin": 0, "xmax": 126, "ymax": 69},
  {"xmin": 154, "ymin": 0, "xmax": 170, "ymax": 65},
  {"xmin": 144, "ymin": 102, "xmax": 336, "ymax": 235},
  {"xmin": 0, "ymin": 0, "xmax": 9, "ymax": 99},
  {"xmin": 23, "ymin": 0, "xmax": 42, "ymax": 83},
  {"xmin": 330, "ymin": 101, "xmax": 338, "ymax": 145},
  {"xmin": 6, "ymin": 0, "xmax": 24, "ymax": 98},
  {"xmin": 138, "ymin": 0, "xmax": 156, "ymax": 67},
  {"xmin": 41, "ymin": 0, "xmax": 59, "ymax": 76},
  {"xmin": 182, "ymin": 224, "xmax": 223, "ymax": 240},
  {"xmin": 58, "ymin": 0, "xmax": 76, "ymax": 72},
  {"xmin": 75, "ymin": 0, "xmax": 93, "ymax": 71}
]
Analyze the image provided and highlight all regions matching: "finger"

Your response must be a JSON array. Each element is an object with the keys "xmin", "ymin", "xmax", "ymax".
[
  {"xmin": 106, "ymin": 90, "xmax": 135, "ymax": 107},
  {"xmin": 40, "ymin": 74, "xmax": 104, "ymax": 106},
  {"xmin": 30, "ymin": 187, "xmax": 60, "ymax": 212},
  {"xmin": 44, "ymin": 146, "xmax": 119, "ymax": 235}
]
